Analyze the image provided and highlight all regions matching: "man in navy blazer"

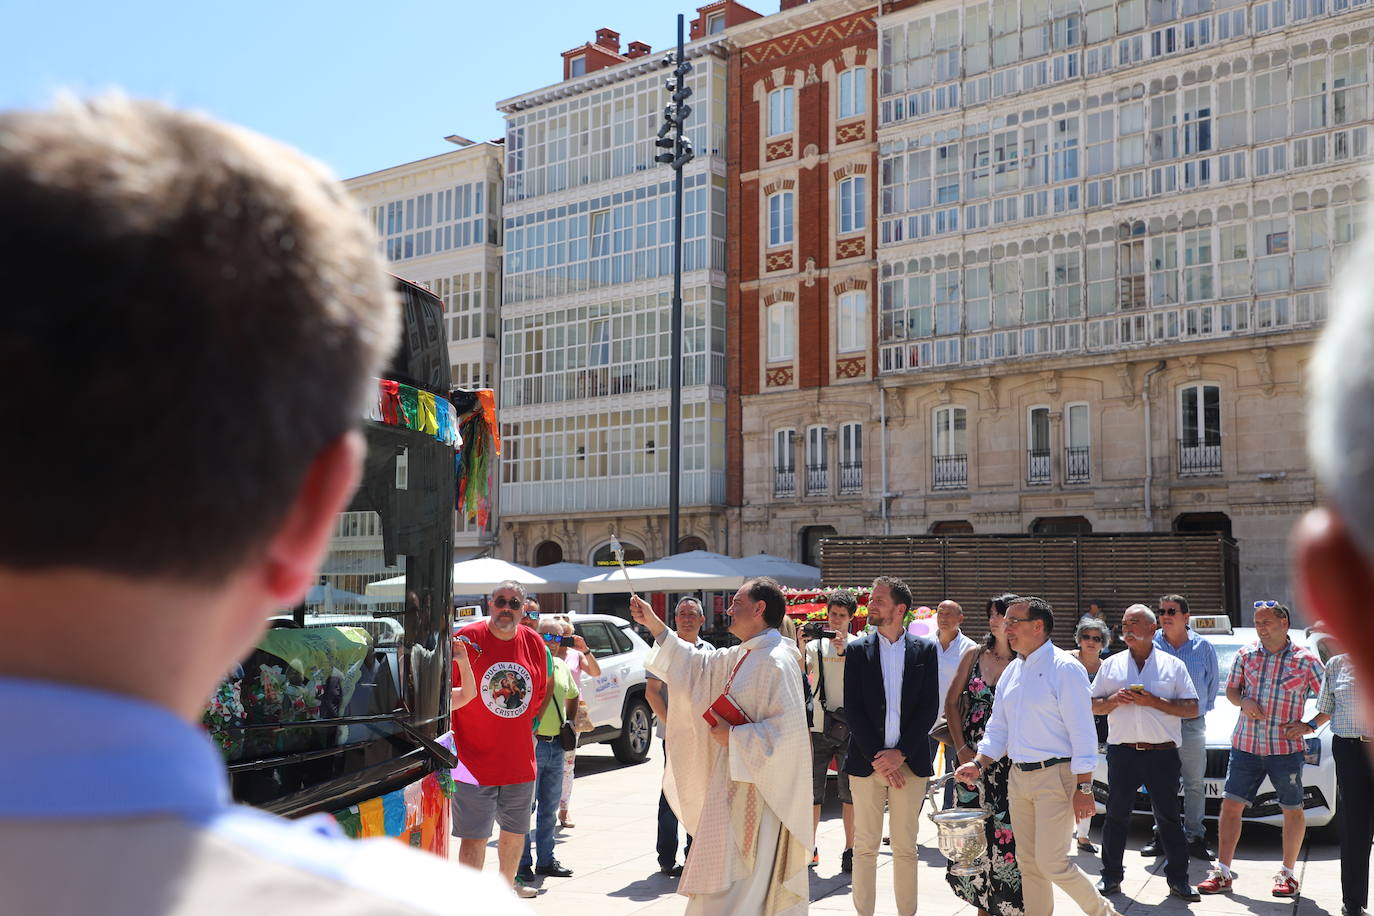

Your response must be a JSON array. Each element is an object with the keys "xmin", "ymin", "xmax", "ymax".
[{"xmin": 843, "ymin": 576, "xmax": 940, "ymax": 916}]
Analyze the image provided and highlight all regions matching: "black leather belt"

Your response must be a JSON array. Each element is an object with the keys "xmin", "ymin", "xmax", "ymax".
[
  {"xmin": 1014, "ymin": 756, "xmax": 1070, "ymax": 771},
  {"xmin": 1116, "ymin": 741, "xmax": 1177, "ymax": 750},
  {"xmin": 535, "ymin": 734, "xmax": 559, "ymax": 742}
]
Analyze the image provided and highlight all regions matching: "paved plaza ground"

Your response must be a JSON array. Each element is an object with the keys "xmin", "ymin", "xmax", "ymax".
[{"xmin": 451, "ymin": 742, "xmax": 1348, "ymax": 915}]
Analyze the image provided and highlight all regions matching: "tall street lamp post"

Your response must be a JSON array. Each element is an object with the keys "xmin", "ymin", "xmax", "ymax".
[{"xmin": 656, "ymin": 13, "xmax": 693, "ymax": 558}]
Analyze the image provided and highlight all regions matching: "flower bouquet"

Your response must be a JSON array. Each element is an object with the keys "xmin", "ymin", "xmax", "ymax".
[{"xmin": 202, "ymin": 679, "xmax": 245, "ymax": 758}]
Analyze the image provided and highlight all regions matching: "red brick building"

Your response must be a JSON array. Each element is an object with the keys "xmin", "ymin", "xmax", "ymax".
[{"xmin": 726, "ymin": 0, "xmax": 881, "ymax": 566}]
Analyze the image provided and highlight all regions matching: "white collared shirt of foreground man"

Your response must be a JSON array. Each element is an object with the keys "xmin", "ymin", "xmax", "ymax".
[{"xmin": 956, "ymin": 596, "xmax": 1122, "ymax": 916}]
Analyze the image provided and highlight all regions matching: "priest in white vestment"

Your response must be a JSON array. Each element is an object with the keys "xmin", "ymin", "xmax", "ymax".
[{"xmin": 630, "ymin": 577, "xmax": 812, "ymax": 915}]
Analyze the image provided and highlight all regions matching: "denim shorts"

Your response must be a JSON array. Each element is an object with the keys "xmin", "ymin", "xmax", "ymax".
[{"xmin": 1223, "ymin": 748, "xmax": 1305, "ymax": 810}]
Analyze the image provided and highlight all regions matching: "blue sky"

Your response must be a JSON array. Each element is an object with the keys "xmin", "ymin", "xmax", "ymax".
[{"xmin": 0, "ymin": 1, "xmax": 712, "ymax": 179}]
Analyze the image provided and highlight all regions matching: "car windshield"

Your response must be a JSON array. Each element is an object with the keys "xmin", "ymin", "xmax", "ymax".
[{"xmin": 1211, "ymin": 641, "xmax": 1244, "ymax": 695}]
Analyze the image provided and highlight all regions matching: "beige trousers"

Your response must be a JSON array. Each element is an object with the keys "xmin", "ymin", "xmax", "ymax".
[
  {"xmin": 850, "ymin": 764, "xmax": 927, "ymax": 916},
  {"xmin": 1007, "ymin": 763, "xmax": 1115, "ymax": 916}
]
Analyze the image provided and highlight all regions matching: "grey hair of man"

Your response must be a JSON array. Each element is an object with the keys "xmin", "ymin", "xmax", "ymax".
[
  {"xmin": 492, "ymin": 579, "xmax": 527, "ymax": 603},
  {"xmin": 1074, "ymin": 616, "xmax": 1110, "ymax": 643},
  {"xmin": 674, "ymin": 596, "xmax": 704, "ymax": 616},
  {"xmin": 1310, "ymin": 223, "xmax": 1374, "ymax": 565},
  {"xmin": 1122, "ymin": 604, "xmax": 1157, "ymax": 625}
]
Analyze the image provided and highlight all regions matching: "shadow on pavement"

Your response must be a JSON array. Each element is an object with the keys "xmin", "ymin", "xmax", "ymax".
[
  {"xmin": 573, "ymin": 753, "xmax": 650, "ymax": 777},
  {"xmin": 607, "ymin": 873, "xmax": 681, "ymax": 902}
]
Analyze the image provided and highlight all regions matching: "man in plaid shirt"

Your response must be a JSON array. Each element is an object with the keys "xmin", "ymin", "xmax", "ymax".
[{"xmin": 1198, "ymin": 601, "xmax": 1325, "ymax": 899}]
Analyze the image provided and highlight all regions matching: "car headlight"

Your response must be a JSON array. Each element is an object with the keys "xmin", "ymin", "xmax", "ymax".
[{"xmin": 1303, "ymin": 737, "xmax": 1321, "ymax": 767}]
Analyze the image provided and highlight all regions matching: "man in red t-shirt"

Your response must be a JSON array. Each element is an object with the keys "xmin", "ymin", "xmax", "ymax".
[{"xmin": 452, "ymin": 580, "xmax": 549, "ymax": 899}]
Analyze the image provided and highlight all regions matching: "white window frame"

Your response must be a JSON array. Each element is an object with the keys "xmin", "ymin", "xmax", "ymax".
[
  {"xmin": 837, "ymin": 290, "xmax": 867, "ymax": 354},
  {"xmin": 1027, "ymin": 405, "xmax": 1052, "ymax": 453},
  {"xmin": 767, "ymin": 300, "xmax": 795, "ymax": 362},
  {"xmin": 569, "ymin": 55, "xmax": 586, "ymax": 78},
  {"xmin": 806, "ymin": 425, "xmax": 828, "ymax": 470},
  {"xmin": 767, "ymin": 192, "xmax": 794, "ymax": 247},
  {"xmin": 838, "ymin": 176, "xmax": 867, "ymax": 234},
  {"xmin": 933, "ymin": 406, "xmax": 968, "ymax": 457},
  {"xmin": 838, "ymin": 67, "xmax": 868, "ymax": 119},
  {"xmin": 1177, "ymin": 382, "xmax": 1221, "ymax": 447},
  {"xmin": 768, "ymin": 87, "xmax": 795, "ymax": 137},
  {"xmin": 1065, "ymin": 402, "xmax": 1090, "ymax": 449},
  {"xmin": 774, "ymin": 428, "xmax": 796, "ymax": 472},
  {"xmin": 707, "ymin": 11, "xmax": 726, "ymax": 34}
]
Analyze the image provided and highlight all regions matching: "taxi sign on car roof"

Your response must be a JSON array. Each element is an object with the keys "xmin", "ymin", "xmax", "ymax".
[
  {"xmin": 1191, "ymin": 614, "xmax": 1233, "ymax": 635},
  {"xmin": 456, "ymin": 604, "xmax": 483, "ymax": 618}
]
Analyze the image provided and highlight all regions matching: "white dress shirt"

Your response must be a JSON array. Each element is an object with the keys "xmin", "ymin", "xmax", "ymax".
[
  {"xmin": 877, "ymin": 632, "xmax": 906, "ymax": 748},
  {"xmin": 1090, "ymin": 646, "xmax": 1198, "ymax": 746},
  {"xmin": 978, "ymin": 639, "xmax": 1100, "ymax": 774},
  {"xmin": 935, "ymin": 630, "xmax": 977, "ymax": 705}
]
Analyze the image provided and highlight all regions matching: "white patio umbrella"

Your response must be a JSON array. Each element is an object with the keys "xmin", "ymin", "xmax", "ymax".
[
  {"xmin": 526, "ymin": 562, "xmax": 600, "ymax": 591},
  {"xmin": 363, "ymin": 557, "xmax": 547, "ymax": 599},
  {"xmin": 576, "ymin": 550, "xmax": 821, "ymax": 594}
]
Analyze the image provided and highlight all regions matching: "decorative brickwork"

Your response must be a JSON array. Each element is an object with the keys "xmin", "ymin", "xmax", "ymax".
[
  {"xmin": 835, "ymin": 356, "xmax": 866, "ymax": 379},
  {"xmin": 762, "ymin": 177, "xmax": 797, "ymax": 196},
  {"xmin": 741, "ymin": 12, "xmax": 877, "ymax": 66},
  {"xmin": 766, "ymin": 250, "xmax": 794, "ymax": 272},
  {"xmin": 836, "ymin": 237, "xmax": 865, "ymax": 260},
  {"xmin": 766, "ymin": 138, "xmax": 794, "ymax": 161},
  {"xmin": 836, "ymin": 121, "xmax": 866, "ymax": 144},
  {"xmin": 766, "ymin": 366, "xmax": 795, "ymax": 387}
]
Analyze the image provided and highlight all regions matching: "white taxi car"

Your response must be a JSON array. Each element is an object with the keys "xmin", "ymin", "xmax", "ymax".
[{"xmin": 1091, "ymin": 615, "xmax": 1338, "ymax": 828}]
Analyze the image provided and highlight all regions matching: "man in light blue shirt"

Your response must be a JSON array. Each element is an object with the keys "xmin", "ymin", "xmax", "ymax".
[
  {"xmin": 0, "ymin": 97, "xmax": 522, "ymax": 914},
  {"xmin": 1151, "ymin": 592, "xmax": 1220, "ymax": 859}
]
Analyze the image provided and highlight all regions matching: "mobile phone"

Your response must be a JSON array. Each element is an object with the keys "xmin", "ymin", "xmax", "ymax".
[{"xmin": 560, "ymin": 635, "xmax": 576, "ymax": 647}]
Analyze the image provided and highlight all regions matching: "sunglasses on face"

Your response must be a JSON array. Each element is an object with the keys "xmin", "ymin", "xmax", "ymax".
[
  {"xmin": 1079, "ymin": 633, "xmax": 1105, "ymax": 643},
  {"xmin": 1253, "ymin": 600, "xmax": 1279, "ymax": 609},
  {"xmin": 1158, "ymin": 607, "xmax": 1181, "ymax": 615},
  {"xmin": 490, "ymin": 597, "xmax": 521, "ymax": 610}
]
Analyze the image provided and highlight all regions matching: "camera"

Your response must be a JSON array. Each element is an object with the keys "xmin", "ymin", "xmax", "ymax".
[{"xmin": 802, "ymin": 621, "xmax": 838, "ymax": 640}]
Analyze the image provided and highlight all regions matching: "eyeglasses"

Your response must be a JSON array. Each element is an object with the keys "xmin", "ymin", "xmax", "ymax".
[
  {"xmin": 490, "ymin": 596, "xmax": 521, "ymax": 610},
  {"xmin": 1003, "ymin": 615, "xmax": 1032, "ymax": 625},
  {"xmin": 1253, "ymin": 600, "xmax": 1279, "ymax": 609},
  {"xmin": 1158, "ymin": 607, "xmax": 1181, "ymax": 615},
  {"xmin": 1078, "ymin": 633, "xmax": 1105, "ymax": 643}
]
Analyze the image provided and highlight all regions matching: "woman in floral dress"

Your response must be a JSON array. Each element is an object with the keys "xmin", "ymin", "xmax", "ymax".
[{"xmin": 944, "ymin": 594, "xmax": 1024, "ymax": 916}]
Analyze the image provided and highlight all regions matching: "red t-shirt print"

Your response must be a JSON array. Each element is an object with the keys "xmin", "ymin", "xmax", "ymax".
[{"xmin": 451, "ymin": 621, "xmax": 549, "ymax": 786}]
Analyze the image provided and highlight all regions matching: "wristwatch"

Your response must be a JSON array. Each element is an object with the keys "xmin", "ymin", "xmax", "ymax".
[
  {"xmin": 1075, "ymin": 782, "xmax": 1094, "ymax": 796},
  {"xmin": 1304, "ymin": 719, "xmax": 1319, "ymax": 731}
]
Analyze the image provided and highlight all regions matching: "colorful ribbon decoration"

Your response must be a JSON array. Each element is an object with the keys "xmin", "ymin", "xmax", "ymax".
[
  {"xmin": 366, "ymin": 379, "xmax": 472, "ymax": 450},
  {"xmin": 329, "ymin": 770, "xmax": 454, "ymax": 855}
]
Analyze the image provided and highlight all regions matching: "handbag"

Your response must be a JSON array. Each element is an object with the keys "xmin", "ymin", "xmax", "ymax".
[
  {"xmin": 929, "ymin": 647, "xmax": 981, "ymax": 748},
  {"xmin": 554, "ymin": 688, "xmax": 579, "ymax": 751},
  {"xmin": 573, "ymin": 698, "xmax": 594, "ymax": 733},
  {"xmin": 816, "ymin": 640, "xmax": 849, "ymax": 744},
  {"xmin": 702, "ymin": 651, "xmax": 753, "ymax": 728}
]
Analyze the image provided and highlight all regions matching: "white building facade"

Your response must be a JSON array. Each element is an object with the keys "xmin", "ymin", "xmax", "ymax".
[
  {"xmin": 496, "ymin": 38, "xmax": 731, "ymax": 574},
  {"xmin": 827, "ymin": 0, "xmax": 1373, "ymax": 610},
  {"xmin": 345, "ymin": 142, "xmax": 503, "ymax": 556}
]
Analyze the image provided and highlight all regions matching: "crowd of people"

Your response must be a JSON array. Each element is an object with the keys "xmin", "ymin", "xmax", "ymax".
[{"xmin": 5, "ymin": 95, "xmax": 1374, "ymax": 916}]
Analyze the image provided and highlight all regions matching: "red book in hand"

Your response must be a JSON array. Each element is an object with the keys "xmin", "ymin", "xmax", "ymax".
[{"xmin": 702, "ymin": 692, "xmax": 751, "ymax": 728}]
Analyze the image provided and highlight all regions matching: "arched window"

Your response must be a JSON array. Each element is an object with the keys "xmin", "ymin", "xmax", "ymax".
[
  {"xmin": 768, "ymin": 87, "xmax": 795, "ymax": 136},
  {"xmin": 677, "ymin": 535, "xmax": 708, "ymax": 553},
  {"xmin": 838, "ymin": 176, "xmax": 867, "ymax": 234},
  {"xmin": 533, "ymin": 541, "xmax": 564, "ymax": 567},
  {"xmin": 768, "ymin": 192, "xmax": 794, "ymax": 247},
  {"xmin": 837, "ymin": 291, "xmax": 867, "ymax": 353},
  {"xmin": 767, "ymin": 301, "xmax": 795, "ymax": 361},
  {"xmin": 838, "ymin": 67, "xmax": 867, "ymax": 119}
]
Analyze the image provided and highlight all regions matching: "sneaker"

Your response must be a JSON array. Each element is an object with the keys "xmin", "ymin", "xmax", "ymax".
[
  {"xmin": 1197, "ymin": 868, "xmax": 1233, "ymax": 895},
  {"xmin": 810, "ymin": 847, "xmax": 819, "ymax": 867},
  {"xmin": 840, "ymin": 847, "xmax": 853, "ymax": 873},
  {"xmin": 513, "ymin": 880, "xmax": 538, "ymax": 899},
  {"xmin": 1272, "ymin": 872, "xmax": 1301, "ymax": 898}
]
